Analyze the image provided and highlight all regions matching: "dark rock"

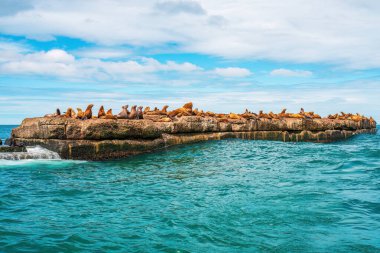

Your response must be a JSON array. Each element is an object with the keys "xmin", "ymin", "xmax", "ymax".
[{"xmin": 0, "ymin": 146, "xmax": 26, "ymax": 152}]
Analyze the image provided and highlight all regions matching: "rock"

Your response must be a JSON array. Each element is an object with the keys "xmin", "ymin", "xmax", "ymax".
[
  {"xmin": 0, "ymin": 146, "xmax": 26, "ymax": 152},
  {"xmin": 9, "ymin": 116, "xmax": 377, "ymax": 160},
  {"xmin": 4, "ymin": 138, "xmax": 12, "ymax": 146}
]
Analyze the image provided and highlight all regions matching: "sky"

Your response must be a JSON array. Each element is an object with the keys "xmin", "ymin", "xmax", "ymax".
[{"xmin": 0, "ymin": 0, "xmax": 379, "ymax": 124}]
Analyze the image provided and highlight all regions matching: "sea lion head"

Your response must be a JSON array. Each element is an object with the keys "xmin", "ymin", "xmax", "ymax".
[{"xmin": 183, "ymin": 102, "xmax": 193, "ymax": 110}]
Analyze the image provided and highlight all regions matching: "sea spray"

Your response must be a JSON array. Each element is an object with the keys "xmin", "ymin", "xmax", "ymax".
[{"xmin": 0, "ymin": 146, "xmax": 61, "ymax": 160}]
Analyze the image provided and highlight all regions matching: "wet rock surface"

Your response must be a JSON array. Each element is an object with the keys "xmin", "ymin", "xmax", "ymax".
[
  {"xmin": 0, "ymin": 146, "xmax": 27, "ymax": 152},
  {"xmin": 10, "ymin": 116, "xmax": 377, "ymax": 160}
]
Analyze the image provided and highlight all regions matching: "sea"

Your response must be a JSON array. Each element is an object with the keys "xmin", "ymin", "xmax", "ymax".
[{"xmin": 0, "ymin": 125, "xmax": 379, "ymax": 252}]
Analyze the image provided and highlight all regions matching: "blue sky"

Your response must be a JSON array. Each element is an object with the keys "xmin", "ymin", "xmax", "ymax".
[{"xmin": 0, "ymin": 0, "xmax": 379, "ymax": 124}]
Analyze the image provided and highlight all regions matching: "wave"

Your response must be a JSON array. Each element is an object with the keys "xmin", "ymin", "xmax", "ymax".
[{"xmin": 0, "ymin": 146, "xmax": 61, "ymax": 160}]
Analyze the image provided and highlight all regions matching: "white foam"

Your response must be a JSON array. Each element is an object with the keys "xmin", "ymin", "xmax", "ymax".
[{"xmin": 0, "ymin": 145, "xmax": 61, "ymax": 160}]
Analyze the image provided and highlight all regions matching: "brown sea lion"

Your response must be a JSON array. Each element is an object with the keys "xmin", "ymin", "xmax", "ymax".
[
  {"xmin": 268, "ymin": 111, "xmax": 278, "ymax": 119},
  {"xmin": 161, "ymin": 105, "xmax": 169, "ymax": 113},
  {"xmin": 328, "ymin": 113, "xmax": 338, "ymax": 119},
  {"xmin": 241, "ymin": 110, "xmax": 257, "ymax": 120},
  {"xmin": 168, "ymin": 102, "xmax": 193, "ymax": 117},
  {"xmin": 258, "ymin": 110, "xmax": 271, "ymax": 119},
  {"xmin": 98, "ymin": 106, "xmax": 106, "ymax": 118},
  {"xmin": 137, "ymin": 106, "xmax": 143, "ymax": 119},
  {"xmin": 146, "ymin": 105, "xmax": 169, "ymax": 115},
  {"xmin": 288, "ymin": 113, "xmax": 304, "ymax": 119},
  {"xmin": 228, "ymin": 113, "xmax": 241, "ymax": 119},
  {"xmin": 45, "ymin": 108, "xmax": 61, "ymax": 117},
  {"xmin": 144, "ymin": 107, "xmax": 151, "ymax": 113},
  {"xmin": 64, "ymin": 108, "xmax": 75, "ymax": 118},
  {"xmin": 76, "ymin": 108, "xmax": 84, "ymax": 119},
  {"xmin": 278, "ymin": 109, "xmax": 289, "ymax": 118},
  {"xmin": 158, "ymin": 117, "xmax": 172, "ymax": 122},
  {"xmin": 117, "ymin": 105, "xmax": 129, "ymax": 119},
  {"xmin": 105, "ymin": 109, "xmax": 117, "ymax": 119},
  {"xmin": 196, "ymin": 110, "xmax": 205, "ymax": 117},
  {"xmin": 84, "ymin": 104, "xmax": 94, "ymax": 119},
  {"xmin": 205, "ymin": 111, "xmax": 216, "ymax": 117},
  {"xmin": 128, "ymin": 105, "xmax": 137, "ymax": 119}
]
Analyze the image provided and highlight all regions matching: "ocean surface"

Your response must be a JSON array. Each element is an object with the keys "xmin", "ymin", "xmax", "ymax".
[{"xmin": 0, "ymin": 125, "xmax": 379, "ymax": 252}]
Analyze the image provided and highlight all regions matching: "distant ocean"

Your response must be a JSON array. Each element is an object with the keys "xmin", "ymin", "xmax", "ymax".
[
  {"xmin": 0, "ymin": 125, "xmax": 17, "ymax": 144},
  {"xmin": 0, "ymin": 125, "xmax": 379, "ymax": 252}
]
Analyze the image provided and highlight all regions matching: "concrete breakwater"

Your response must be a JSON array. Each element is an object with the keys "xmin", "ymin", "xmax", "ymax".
[{"xmin": 8, "ymin": 116, "xmax": 377, "ymax": 160}]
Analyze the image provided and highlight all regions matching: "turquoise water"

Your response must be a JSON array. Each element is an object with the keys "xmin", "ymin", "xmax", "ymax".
[
  {"xmin": 0, "ymin": 126, "xmax": 379, "ymax": 252},
  {"xmin": 0, "ymin": 125, "xmax": 16, "ymax": 144}
]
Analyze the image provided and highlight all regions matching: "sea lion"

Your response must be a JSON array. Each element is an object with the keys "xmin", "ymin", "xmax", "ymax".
[
  {"xmin": 205, "ymin": 111, "xmax": 216, "ymax": 117},
  {"xmin": 328, "ymin": 113, "xmax": 338, "ymax": 119},
  {"xmin": 64, "ymin": 108, "xmax": 75, "ymax": 118},
  {"xmin": 146, "ymin": 105, "xmax": 169, "ymax": 115},
  {"xmin": 161, "ymin": 105, "xmax": 169, "ymax": 113},
  {"xmin": 268, "ymin": 111, "xmax": 278, "ymax": 119},
  {"xmin": 45, "ymin": 108, "xmax": 61, "ymax": 118},
  {"xmin": 76, "ymin": 108, "xmax": 84, "ymax": 119},
  {"xmin": 98, "ymin": 106, "xmax": 106, "ymax": 118},
  {"xmin": 168, "ymin": 102, "xmax": 193, "ymax": 117},
  {"xmin": 105, "ymin": 109, "xmax": 117, "ymax": 119},
  {"xmin": 158, "ymin": 117, "xmax": 172, "ymax": 122},
  {"xmin": 278, "ymin": 109, "xmax": 289, "ymax": 118},
  {"xmin": 137, "ymin": 106, "xmax": 143, "ymax": 119},
  {"xmin": 117, "ymin": 105, "xmax": 129, "ymax": 119},
  {"xmin": 258, "ymin": 110, "xmax": 271, "ymax": 119},
  {"xmin": 196, "ymin": 110, "xmax": 205, "ymax": 117},
  {"xmin": 241, "ymin": 109, "xmax": 257, "ymax": 120},
  {"xmin": 290, "ymin": 114, "xmax": 304, "ymax": 119},
  {"xmin": 228, "ymin": 113, "xmax": 241, "ymax": 119},
  {"xmin": 84, "ymin": 104, "xmax": 94, "ymax": 119},
  {"xmin": 128, "ymin": 105, "xmax": 137, "ymax": 119},
  {"xmin": 144, "ymin": 107, "xmax": 151, "ymax": 113}
]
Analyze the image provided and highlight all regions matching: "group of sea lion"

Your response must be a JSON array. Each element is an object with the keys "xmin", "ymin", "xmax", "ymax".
[{"xmin": 44, "ymin": 102, "xmax": 375, "ymax": 123}]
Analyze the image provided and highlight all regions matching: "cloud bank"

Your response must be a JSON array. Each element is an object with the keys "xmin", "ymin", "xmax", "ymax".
[{"xmin": 1, "ymin": 0, "xmax": 379, "ymax": 69}]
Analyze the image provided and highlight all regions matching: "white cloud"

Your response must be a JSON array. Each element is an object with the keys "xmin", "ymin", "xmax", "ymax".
[
  {"xmin": 213, "ymin": 67, "xmax": 251, "ymax": 77},
  {"xmin": 270, "ymin": 68, "xmax": 312, "ymax": 77},
  {"xmin": 74, "ymin": 47, "xmax": 131, "ymax": 59},
  {"xmin": 0, "ymin": 0, "xmax": 379, "ymax": 68},
  {"xmin": 0, "ymin": 49, "xmax": 202, "ymax": 81},
  {"xmin": 155, "ymin": 0, "xmax": 206, "ymax": 15}
]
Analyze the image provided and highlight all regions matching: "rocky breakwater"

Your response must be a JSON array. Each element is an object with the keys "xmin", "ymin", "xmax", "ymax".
[{"xmin": 10, "ymin": 116, "xmax": 377, "ymax": 160}]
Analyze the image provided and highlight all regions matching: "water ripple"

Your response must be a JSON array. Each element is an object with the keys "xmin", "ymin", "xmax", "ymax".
[{"xmin": 0, "ymin": 130, "xmax": 379, "ymax": 252}]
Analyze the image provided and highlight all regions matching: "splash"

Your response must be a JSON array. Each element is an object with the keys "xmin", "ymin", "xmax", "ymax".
[{"xmin": 0, "ymin": 146, "xmax": 61, "ymax": 160}]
